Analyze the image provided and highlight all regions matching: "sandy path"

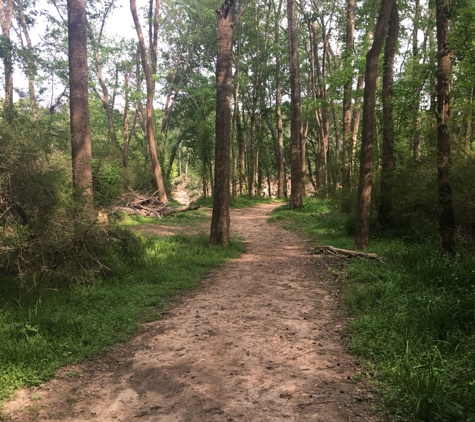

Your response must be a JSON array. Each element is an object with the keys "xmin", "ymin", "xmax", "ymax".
[{"xmin": 2, "ymin": 204, "xmax": 378, "ymax": 421}]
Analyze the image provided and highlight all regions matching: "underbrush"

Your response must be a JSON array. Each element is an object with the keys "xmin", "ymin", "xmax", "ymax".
[
  {"xmin": 0, "ymin": 230, "xmax": 243, "ymax": 405},
  {"xmin": 270, "ymin": 198, "xmax": 475, "ymax": 422}
]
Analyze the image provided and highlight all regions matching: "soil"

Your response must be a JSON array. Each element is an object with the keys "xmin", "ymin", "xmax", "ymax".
[{"xmin": 2, "ymin": 203, "xmax": 381, "ymax": 422}]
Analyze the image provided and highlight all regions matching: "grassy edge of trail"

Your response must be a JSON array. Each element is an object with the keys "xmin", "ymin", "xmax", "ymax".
[
  {"xmin": 0, "ymin": 227, "xmax": 243, "ymax": 409},
  {"xmin": 269, "ymin": 199, "xmax": 475, "ymax": 422}
]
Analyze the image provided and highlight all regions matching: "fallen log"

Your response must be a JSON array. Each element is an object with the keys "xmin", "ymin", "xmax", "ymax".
[
  {"xmin": 161, "ymin": 202, "xmax": 201, "ymax": 216},
  {"xmin": 113, "ymin": 190, "xmax": 201, "ymax": 218},
  {"xmin": 309, "ymin": 245, "xmax": 383, "ymax": 261}
]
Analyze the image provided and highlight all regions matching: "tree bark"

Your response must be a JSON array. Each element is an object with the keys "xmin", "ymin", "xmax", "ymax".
[
  {"xmin": 15, "ymin": 0, "xmax": 38, "ymax": 120},
  {"xmin": 378, "ymin": 0, "xmax": 399, "ymax": 228},
  {"xmin": 210, "ymin": 0, "xmax": 235, "ymax": 246},
  {"xmin": 287, "ymin": 0, "xmax": 303, "ymax": 208},
  {"xmin": 436, "ymin": 0, "xmax": 456, "ymax": 255},
  {"xmin": 354, "ymin": 0, "xmax": 393, "ymax": 249},
  {"xmin": 67, "ymin": 0, "xmax": 93, "ymax": 198},
  {"xmin": 341, "ymin": 0, "xmax": 355, "ymax": 212},
  {"xmin": 0, "ymin": 0, "xmax": 14, "ymax": 122},
  {"xmin": 274, "ymin": 0, "xmax": 285, "ymax": 198},
  {"xmin": 130, "ymin": 0, "xmax": 168, "ymax": 203}
]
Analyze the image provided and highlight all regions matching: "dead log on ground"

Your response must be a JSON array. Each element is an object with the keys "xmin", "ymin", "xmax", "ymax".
[
  {"xmin": 309, "ymin": 245, "xmax": 383, "ymax": 261},
  {"xmin": 113, "ymin": 190, "xmax": 201, "ymax": 218}
]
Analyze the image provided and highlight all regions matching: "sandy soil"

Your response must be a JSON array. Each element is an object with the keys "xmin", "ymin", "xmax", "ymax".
[{"xmin": 2, "ymin": 203, "xmax": 380, "ymax": 422}]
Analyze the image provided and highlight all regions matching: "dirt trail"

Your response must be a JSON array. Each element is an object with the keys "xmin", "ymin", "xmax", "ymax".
[{"xmin": 2, "ymin": 204, "xmax": 379, "ymax": 421}]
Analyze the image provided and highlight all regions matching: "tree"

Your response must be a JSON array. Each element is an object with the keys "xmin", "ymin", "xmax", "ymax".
[
  {"xmin": 378, "ymin": 0, "xmax": 399, "ymax": 228},
  {"xmin": 354, "ymin": 0, "xmax": 393, "ymax": 249},
  {"xmin": 287, "ymin": 0, "xmax": 303, "ymax": 208},
  {"xmin": 130, "ymin": 0, "xmax": 168, "ymax": 203},
  {"xmin": 0, "ymin": 0, "xmax": 14, "ymax": 121},
  {"xmin": 341, "ymin": 0, "xmax": 355, "ymax": 212},
  {"xmin": 67, "ymin": 0, "xmax": 93, "ymax": 197},
  {"xmin": 210, "ymin": 0, "xmax": 235, "ymax": 246},
  {"xmin": 436, "ymin": 0, "xmax": 455, "ymax": 254}
]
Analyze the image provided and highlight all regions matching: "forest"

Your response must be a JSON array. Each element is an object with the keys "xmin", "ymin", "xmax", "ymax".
[{"xmin": 1, "ymin": 0, "xmax": 475, "ymax": 420}]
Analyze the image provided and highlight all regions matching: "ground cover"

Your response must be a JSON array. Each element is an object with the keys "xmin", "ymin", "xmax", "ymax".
[
  {"xmin": 270, "ymin": 199, "xmax": 475, "ymax": 421},
  {"xmin": 0, "ymin": 214, "xmax": 242, "ymax": 407}
]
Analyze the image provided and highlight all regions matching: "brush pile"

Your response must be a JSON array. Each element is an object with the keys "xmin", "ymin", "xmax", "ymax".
[{"xmin": 114, "ymin": 190, "xmax": 201, "ymax": 218}]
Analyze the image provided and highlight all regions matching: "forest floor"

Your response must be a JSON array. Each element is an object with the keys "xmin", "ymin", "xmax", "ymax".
[{"xmin": 2, "ymin": 203, "xmax": 382, "ymax": 422}]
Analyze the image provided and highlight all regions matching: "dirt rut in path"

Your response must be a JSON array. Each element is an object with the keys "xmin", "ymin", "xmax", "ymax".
[{"xmin": 2, "ymin": 203, "xmax": 379, "ymax": 421}]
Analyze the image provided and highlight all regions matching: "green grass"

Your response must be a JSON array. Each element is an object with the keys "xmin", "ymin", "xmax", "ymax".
[
  {"xmin": 270, "ymin": 198, "xmax": 475, "ymax": 422},
  {"xmin": 0, "ymin": 230, "xmax": 243, "ymax": 406},
  {"xmin": 120, "ymin": 206, "xmax": 209, "ymax": 228}
]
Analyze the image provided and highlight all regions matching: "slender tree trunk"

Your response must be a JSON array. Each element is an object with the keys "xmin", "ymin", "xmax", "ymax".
[
  {"xmin": 68, "ymin": 0, "xmax": 93, "ymax": 198},
  {"xmin": 354, "ymin": 0, "xmax": 393, "ymax": 249},
  {"xmin": 342, "ymin": 0, "xmax": 355, "ymax": 212},
  {"xmin": 1, "ymin": 0, "xmax": 14, "ymax": 122},
  {"xmin": 88, "ymin": 26, "xmax": 118, "ymax": 148},
  {"xmin": 436, "ymin": 0, "xmax": 455, "ymax": 254},
  {"xmin": 210, "ymin": 0, "xmax": 235, "ymax": 246},
  {"xmin": 287, "ymin": 0, "xmax": 303, "ymax": 208},
  {"xmin": 412, "ymin": 0, "xmax": 421, "ymax": 159},
  {"xmin": 130, "ymin": 0, "xmax": 168, "ymax": 203},
  {"xmin": 15, "ymin": 0, "xmax": 38, "ymax": 120},
  {"xmin": 274, "ymin": 0, "xmax": 285, "ymax": 198},
  {"xmin": 123, "ymin": 72, "xmax": 131, "ymax": 167},
  {"xmin": 378, "ymin": 0, "xmax": 399, "ymax": 228}
]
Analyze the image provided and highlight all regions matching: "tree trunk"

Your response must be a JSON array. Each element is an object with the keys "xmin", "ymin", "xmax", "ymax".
[
  {"xmin": 341, "ymin": 0, "xmax": 355, "ymax": 212},
  {"xmin": 15, "ymin": 0, "xmax": 38, "ymax": 120},
  {"xmin": 354, "ymin": 0, "xmax": 393, "ymax": 249},
  {"xmin": 411, "ymin": 0, "xmax": 421, "ymax": 159},
  {"xmin": 123, "ymin": 72, "xmax": 131, "ymax": 167},
  {"xmin": 87, "ymin": 20, "xmax": 118, "ymax": 149},
  {"xmin": 210, "ymin": 0, "xmax": 235, "ymax": 246},
  {"xmin": 436, "ymin": 0, "xmax": 456, "ymax": 255},
  {"xmin": 378, "ymin": 0, "xmax": 399, "ymax": 228},
  {"xmin": 0, "ymin": 0, "xmax": 14, "ymax": 122},
  {"xmin": 287, "ymin": 0, "xmax": 303, "ymax": 208},
  {"xmin": 274, "ymin": 0, "xmax": 285, "ymax": 198},
  {"xmin": 130, "ymin": 0, "xmax": 168, "ymax": 203},
  {"xmin": 68, "ymin": 0, "xmax": 93, "ymax": 198}
]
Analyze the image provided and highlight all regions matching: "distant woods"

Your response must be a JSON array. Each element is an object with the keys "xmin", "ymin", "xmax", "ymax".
[{"xmin": 1, "ymin": 0, "xmax": 475, "ymax": 253}]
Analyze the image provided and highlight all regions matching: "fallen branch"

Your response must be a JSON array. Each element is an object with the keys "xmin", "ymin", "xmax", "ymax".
[
  {"xmin": 113, "ymin": 190, "xmax": 201, "ymax": 218},
  {"xmin": 309, "ymin": 245, "xmax": 383, "ymax": 262},
  {"xmin": 161, "ymin": 202, "xmax": 201, "ymax": 216}
]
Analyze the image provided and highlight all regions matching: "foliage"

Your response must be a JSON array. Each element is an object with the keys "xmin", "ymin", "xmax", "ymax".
[{"xmin": 270, "ymin": 198, "xmax": 475, "ymax": 421}]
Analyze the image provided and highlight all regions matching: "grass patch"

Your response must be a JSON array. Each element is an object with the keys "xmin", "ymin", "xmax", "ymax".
[
  {"xmin": 120, "ymin": 206, "xmax": 209, "ymax": 228},
  {"xmin": 0, "ymin": 231, "xmax": 243, "ymax": 406},
  {"xmin": 270, "ymin": 198, "xmax": 475, "ymax": 421}
]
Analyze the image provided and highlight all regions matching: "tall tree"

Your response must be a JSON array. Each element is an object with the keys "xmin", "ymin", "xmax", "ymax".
[
  {"xmin": 287, "ymin": 0, "xmax": 303, "ymax": 208},
  {"xmin": 378, "ymin": 0, "xmax": 399, "ymax": 228},
  {"xmin": 87, "ymin": 1, "xmax": 118, "ymax": 149},
  {"xmin": 0, "ymin": 0, "xmax": 14, "ymax": 121},
  {"xmin": 436, "ymin": 0, "xmax": 455, "ymax": 254},
  {"xmin": 354, "ymin": 0, "xmax": 393, "ymax": 249},
  {"xmin": 274, "ymin": 0, "xmax": 285, "ymax": 198},
  {"xmin": 14, "ymin": 0, "xmax": 39, "ymax": 120},
  {"xmin": 210, "ymin": 0, "xmax": 235, "ymax": 246},
  {"xmin": 130, "ymin": 0, "xmax": 168, "ymax": 203},
  {"xmin": 67, "ymin": 0, "xmax": 93, "ymax": 197},
  {"xmin": 341, "ymin": 0, "xmax": 355, "ymax": 212}
]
